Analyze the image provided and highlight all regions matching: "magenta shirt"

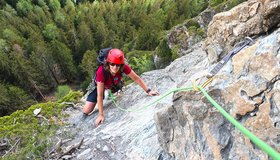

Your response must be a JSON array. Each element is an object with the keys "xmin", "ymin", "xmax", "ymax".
[{"xmin": 95, "ymin": 64, "xmax": 132, "ymax": 89}]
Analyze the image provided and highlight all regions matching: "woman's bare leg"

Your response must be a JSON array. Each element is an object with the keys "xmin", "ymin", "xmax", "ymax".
[{"xmin": 83, "ymin": 101, "xmax": 96, "ymax": 115}]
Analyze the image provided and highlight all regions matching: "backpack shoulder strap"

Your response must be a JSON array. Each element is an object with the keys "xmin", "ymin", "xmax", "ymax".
[
  {"xmin": 102, "ymin": 65, "xmax": 110, "ymax": 82},
  {"xmin": 92, "ymin": 65, "xmax": 110, "ymax": 84}
]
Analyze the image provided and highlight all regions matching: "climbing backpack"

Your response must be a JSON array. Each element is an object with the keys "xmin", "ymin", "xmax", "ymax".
[
  {"xmin": 97, "ymin": 47, "xmax": 112, "ymax": 65},
  {"xmin": 94, "ymin": 47, "xmax": 113, "ymax": 82}
]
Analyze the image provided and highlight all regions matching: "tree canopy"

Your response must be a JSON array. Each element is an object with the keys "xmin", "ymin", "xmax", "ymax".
[{"xmin": 0, "ymin": 0, "xmax": 245, "ymax": 116}]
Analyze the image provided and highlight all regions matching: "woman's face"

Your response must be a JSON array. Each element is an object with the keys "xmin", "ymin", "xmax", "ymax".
[{"xmin": 109, "ymin": 62, "xmax": 121, "ymax": 75}]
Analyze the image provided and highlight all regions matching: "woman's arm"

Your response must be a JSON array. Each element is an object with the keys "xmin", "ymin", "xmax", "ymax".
[
  {"xmin": 127, "ymin": 69, "xmax": 159, "ymax": 96},
  {"xmin": 95, "ymin": 82, "xmax": 105, "ymax": 127}
]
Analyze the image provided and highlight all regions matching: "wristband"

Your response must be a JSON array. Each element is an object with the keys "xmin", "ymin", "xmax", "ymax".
[{"xmin": 146, "ymin": 88, "xmax": 151, "ymax": 94}]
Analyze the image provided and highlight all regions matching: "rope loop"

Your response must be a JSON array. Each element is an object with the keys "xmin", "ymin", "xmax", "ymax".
[
  {"xmin": 201, "ymin": 77, "xmax": 213, "ymax": 88},
  {"xmin": 192, "ymin": 78, "xmax": 200, "ymax": 91},
  {"xmin": 192, "ymin": 77, "xmax": 214, "ymax": 91}
]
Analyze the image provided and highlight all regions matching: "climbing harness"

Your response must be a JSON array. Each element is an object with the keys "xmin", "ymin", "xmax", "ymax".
[{"xmin": 85, "ymin": 82, "xmax": 96, "ymax": 97}]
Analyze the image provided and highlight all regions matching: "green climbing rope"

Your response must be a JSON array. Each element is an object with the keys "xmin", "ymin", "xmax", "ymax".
[
  {"xmin": 198, "ymin": 86, "xmax": 280, "ymax": 160},
  {"xmin": 108, "ymin": 86, "xmax": 193, "ymax": 112},
  {"xmin": 109, "ymin": 85, "xmax": 280, "ymax": 159}
]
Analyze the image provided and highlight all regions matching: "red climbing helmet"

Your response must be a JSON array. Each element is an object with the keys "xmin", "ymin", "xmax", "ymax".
[{"xmin": 106, "ymin": 48, "xmax": 125, "ymax": 64}]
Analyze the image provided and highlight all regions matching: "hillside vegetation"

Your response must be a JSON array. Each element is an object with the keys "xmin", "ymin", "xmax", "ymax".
[
  {"xmin": 0, "ymin": 0, "xmax": 248, "ymax": 158},
  {"xmin": 0, "ymin": 91, "xmax": 82, "ymax": 159},
  {"xmin": 0, "ymin": 0, "xmax": 245, "ymax": 116}
]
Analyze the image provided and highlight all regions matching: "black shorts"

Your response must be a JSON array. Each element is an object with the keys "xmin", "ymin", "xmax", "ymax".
[{"xmin": 86, "ymin": 88, "xmax": 104, "ymax": 102}]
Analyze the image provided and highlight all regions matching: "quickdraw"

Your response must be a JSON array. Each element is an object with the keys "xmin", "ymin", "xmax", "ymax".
[
  {"xmin": 207, "ymin": 37, "xmax": 254, "ymax": 78},
  {"xmin": 193, "ymin": 37, "xmax": 254, "ymax": 90}
]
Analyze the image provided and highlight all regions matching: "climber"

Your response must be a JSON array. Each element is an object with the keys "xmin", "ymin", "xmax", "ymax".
[{"xmin": 82, "ymin": 48, "xmax": 159, "ymax": 127}]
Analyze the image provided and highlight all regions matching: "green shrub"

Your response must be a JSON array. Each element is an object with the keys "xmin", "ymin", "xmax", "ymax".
[
  {"xmin": 188, "ymin": 26, "xmax": 198, "ymax": 36},
  {"xmin": 211, "ymin": 0, "xmax": 246, "ymax": 12},
  {"xmin": 126, "ymin": 50, "xmax": 155, "ymax": 75},
  {"xmin": 209, "ymin": 0, "xmax": 225, "ymax": 7},
  {"xmin": 0, "ymin": 84, "xmax": 35, "ymax": 117},
  {"xmin": 80, "ymin": 77, "xmax": 92, "ymax": 92},
  {"xmin": 187, "ymin": 26, "xmax": 206, "ymax": 38},
  {"xmin": 171, "ymin": 45, "xmax": 180, "ymax": 60},
  {"xmin": 54, "ymin": 85, "xmax": 71, "ymax": 100},
  {"xmin": 227, "ymin": 0, "xmax": 246, "ymax": 9},
  {"xmin": 57, "ymin": 90, "xmax": 83, "ymax": 103},
  {"xmin": 184, "ymin": 19, "xmax": 200, "ymax": 28},
  {"xmin": 196, "ymin": 28, "xmax": 206, "ymax": 37},
  {"xmin": 155, "ymin": 38, "xmax": 173, "ymax": 66},
  {"xmin": 79, "ymin": 49, "xmax": 98, "ymax": 80}
]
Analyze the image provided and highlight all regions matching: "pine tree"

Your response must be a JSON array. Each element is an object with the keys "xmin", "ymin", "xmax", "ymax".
[{"xmin": 48, "ymin": 40, "xmax": 77, "ymax": 82}]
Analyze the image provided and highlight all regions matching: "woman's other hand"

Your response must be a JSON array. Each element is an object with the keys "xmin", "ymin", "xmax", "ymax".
[{"xmin": 95, "ymin": 114, "xmax": 105, "ymax": 127}]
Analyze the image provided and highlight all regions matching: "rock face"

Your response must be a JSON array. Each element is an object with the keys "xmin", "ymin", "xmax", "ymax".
[
  {"xmin": 205, "ymin": 0, "xmax": 280, "ymax": 63},
  {"xmin": 167, "ymin": 8, "xmax": 217, "ymax": 56},
  {"xmin": 155, "ymin": 28, "xmax": 280, "ymax": 159},
  {"xmin": 54, "ymin": 1, "xmax": 280, "ymax": 159},
  {"xmin": 55, "ymin": 43, "xmax": 208, "ymax": 160},
  {"xmin": 155, "ymin": 4, "xmax": 217, "ymax": 69}
]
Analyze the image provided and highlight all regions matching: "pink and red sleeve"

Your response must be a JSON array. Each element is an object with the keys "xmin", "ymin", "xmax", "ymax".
[{"xmin": 123, "ymin": 64, "xmax": 132, "ymax": 75}]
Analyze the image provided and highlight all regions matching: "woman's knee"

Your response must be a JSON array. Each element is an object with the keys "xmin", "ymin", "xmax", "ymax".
[{"xmin": 83, "ymin": 102, "xmax": 96, "ymax": 114}]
